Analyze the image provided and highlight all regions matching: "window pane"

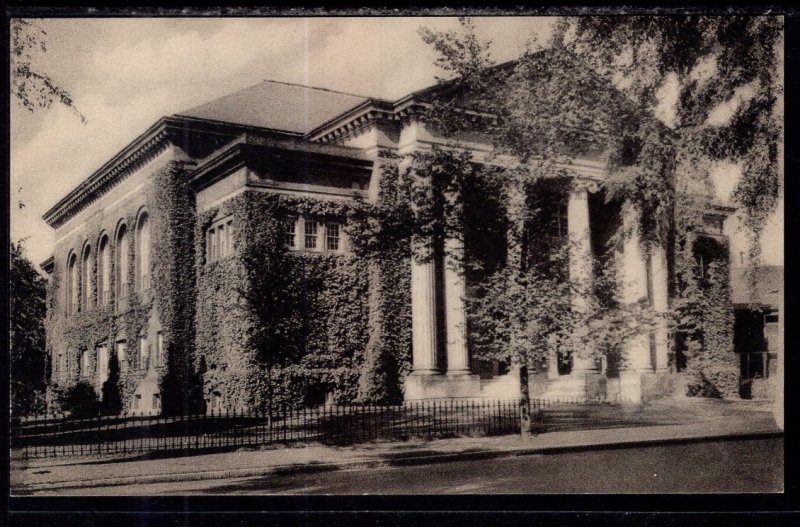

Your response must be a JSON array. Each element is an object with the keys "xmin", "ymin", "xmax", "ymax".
[
  {"xmin": 117, "ymin": 341, "xmax": 127, "ymax": 372},
  {"xmin": 284, "ymin": 217, "xmax": 296, "ymax": 248},
  {"xmin": 305, "ymin": 220, "xmax": 318, "ymax": 249},
  {"xmin": 118, "ymin": 229, "xmax": 129, "ymax": 300},
  {"xmin": 157, "ymin": 332, "xmax": 164, "ymax": 367},
  {"xmin": 137, "ymin": 215, "xmax": 150, "ymax": 291},
  {"xmin": 326, "ymin": 223, "xmax": 340, "ymax": 251},
  {"xmin": 83, "ymin": 248, "xmax": 92, "ymax": 309},
  {"xmin": 139, "ymin": 336, "xmax": 147, "ymax": 369},
  {"xmin": 218, "ymin": 224, "xmax": 226, "ymax": 258},
  {"xmin": 97, "ymin": 346, "xmax": 108, "ymax": 379}
]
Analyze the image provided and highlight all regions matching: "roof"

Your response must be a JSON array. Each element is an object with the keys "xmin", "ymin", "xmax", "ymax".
[
  {"xmin": 175, "ymin": 79, "xmax": 374, "ymax": 135},
  {"xmin": 731, "ymin": 265, "xmax": 783, "ymax": 307}
]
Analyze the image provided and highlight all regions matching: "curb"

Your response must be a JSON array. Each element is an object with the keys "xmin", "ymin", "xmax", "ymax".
[{"xmin": 16, "ymin": 428, "xmax": 782, "ymax": 492}]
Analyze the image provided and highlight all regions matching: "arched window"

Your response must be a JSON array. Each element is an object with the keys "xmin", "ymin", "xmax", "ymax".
[
  {"xmin": 81, "ymin": 244, "xmax": 92, "ymax": 310},
  {"xmin": 99, "ymin": 235, "xmax": 110, "ymax": 306},
  {"xmin": 67, "ymin": 252, "xmax": 78, "ymax": 315},
  {"xmin": 117, "ymin": 224, "xmax": 129, "ymax": 304},
  {"xmin": 136, "ymin": 212, "xmax": 150, "ymax": 291}
]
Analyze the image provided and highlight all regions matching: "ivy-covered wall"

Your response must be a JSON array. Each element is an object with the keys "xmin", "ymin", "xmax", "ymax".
[
  {"xmin": 194, "ymin": 180, "xmax": 412, "ymax": 411},
  {"xmin": 45, "ymin": 157, "xmax": 200, "ymax": 414},
  {"xmin": 354, "ymin": 156, "xmax": 413, "ymax": 403},
  {"xmin": 676, "ymin": 235, "xmax": 737, "ymax": 398}
]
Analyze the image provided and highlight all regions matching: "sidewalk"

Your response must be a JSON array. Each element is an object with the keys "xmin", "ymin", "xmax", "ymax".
[{"xmin": 10, "ymin": 398, "xmax": 782, "ymax": 493}]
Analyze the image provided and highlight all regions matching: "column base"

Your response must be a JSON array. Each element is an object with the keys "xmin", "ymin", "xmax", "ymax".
[
  {"xmin": 542, "ymin": 371, "xmax": 604, "ymax": 401},
  {"xmin": 404, "ymin": 372, "xmax": 481, "ymax": 400},
  {"xmin": 618, "ymin": 371, "xmax": 676, "ymax": 404},
  {"xmin": 618, "ymin": 372, "xmax": 643, "ymax": 404},
  {"xmin": 641, "ymin": 370, "xmax": 676, "ymax": 401}
]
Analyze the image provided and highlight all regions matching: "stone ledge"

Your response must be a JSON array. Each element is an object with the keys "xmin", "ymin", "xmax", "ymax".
[{"xmin": 404, "ymin": 372, "xmax": 482, "ymax": 400}]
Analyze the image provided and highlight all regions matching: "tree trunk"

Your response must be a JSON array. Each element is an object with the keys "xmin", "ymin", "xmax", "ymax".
[{"xmin": 519, "ymin": 364, "xmax": 532, "ymax": 435}]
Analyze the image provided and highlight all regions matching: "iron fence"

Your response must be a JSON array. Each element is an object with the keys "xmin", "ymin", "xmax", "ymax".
[{"xmin": 10, "ymin": 397, "xmax": 624, "ymax": 460}]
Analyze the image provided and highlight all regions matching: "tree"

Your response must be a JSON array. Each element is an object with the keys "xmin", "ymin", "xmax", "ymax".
[
  {"xmin": 10, "ymin": 241, "xmax": 48, "ymax": 416},
  {"xmin": 416, "ymin": 15, "xmax": 779, "ymax": 413},
  {"xmin": 11, "ymin": 18, "xmax": 85, "ymax": 121},
  {"xmin": 417, "ymin": 20, "xmax": 664, "ymax": 427},
  {"xmin": 559, "ymin": 16, "xmax": 782, "ymax": 281},
  {"xmin": 101, "ymin": 350, "xmax": 123, "ymax": 415},
  {"xmin": 237, "ymin": 197, "xmax": 307, "ymax": 412},
  {"xmin": 11, "ymin": 19, "xmax": 86, "ymax": 414},
  {"xmin": 420, "ymin": 16, "xmax": 782, "ymax": 259}
]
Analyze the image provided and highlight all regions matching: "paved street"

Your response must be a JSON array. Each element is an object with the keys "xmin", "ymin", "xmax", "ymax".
[{"xmin": 51, "ymin": 436, "xmax": 782, "ymax": 495}]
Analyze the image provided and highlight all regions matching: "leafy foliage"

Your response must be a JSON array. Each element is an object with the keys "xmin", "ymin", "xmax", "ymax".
[
  {"xmin": 10, "ymin": 241, "xmax": 48, "ymax": 416},
  {"xmin": 101, "ymin": 350, "xmax": 123, "ymax": 415},
  {"xmin": 563, "ymin": 16, "xmax": 783, "ymax": 263},
  {"xmin": 197, "ymin": 191, "xmax": 375, "ymax": 410},
  {"xmin": 11, "ymin": 19, "xmax": 85, "ymax": 122},
  {"xmin": 149, "ymin": 161, "xmax": 204, "ymax": 415},
  {"xmin": 416, "ymin": 17, "xmax": 754, "ymax": 399},
  {"xmin": 44, "ymin": 159, "xmax": 203, "ymax": 414},
  {"xmin": 53, "ymin": 381, "xmax": 102, "ymax": 418}
]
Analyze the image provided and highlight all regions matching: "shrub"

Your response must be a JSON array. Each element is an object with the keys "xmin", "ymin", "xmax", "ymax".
[{"xmin": 56, "ymin": 381, "xmax": 102, "ymax": 418}]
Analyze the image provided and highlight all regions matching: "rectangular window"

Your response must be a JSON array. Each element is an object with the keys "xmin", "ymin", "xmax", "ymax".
[
  {"xmin": 133, "ymin": 394, "xmax": 141, "ymax": 410},
  {"xmin": 207, "ymin": 217, "xmax": 234, "ymax": 263},
  {"xmin": 218, "ymin": 223, "xmax": 226, "ymax": 259},
  {"xmin": 80, "ymin": 349, "xmax": 90, "ymax": 377},
  {"xmin": 207, "ymin": 226, "xmax": 215, "ymax": 262},
  {"xmin": 226, "ymin": 219, "xmax": 234, "ymax": 255},
  {"xmin": 97, "ymin": 345, "xmax": 108, "ymax": 381},
  {"xmin": 152, "ymin": 393, "xmax": 161, "ymax": 411},
  {"xmin": 138, "ymin": 336, "xmax": 148, "ymax": 370},
  {"xmin": 117, "ymin": 341, "xmax": 128, "ymax": 373},
  {"xmin": 304, "ymin": 220, "xmax": 318, "ymax": 249},
  {"xmin": 284, "ymin": 217, "xmax": 297, "ymax": 248},
  {"xmin": 550, "ymin": 202, "xmax": 568, "ymax": 238},
  {"xmin": 326, "ymin": 223, "xmax": 340, "ymax": 251},
  {"xmin": 156, "ymin": 331, "xmax": 165, "ymax": 367}
]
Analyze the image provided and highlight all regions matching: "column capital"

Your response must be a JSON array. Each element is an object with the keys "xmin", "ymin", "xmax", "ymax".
[{"xmin": 571, "ymin": 177, "xmax": 600, "ymax": 194}]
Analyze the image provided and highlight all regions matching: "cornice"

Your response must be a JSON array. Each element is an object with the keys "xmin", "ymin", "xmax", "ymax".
[
  {"xmin": 309, "ymin": 98, "xmax": 498, "ymax": 146},
  {"xmin": 189, "ymin": 139, "xmax": 373, "ymax": 193},
  {"xmin": 42, "ymin": 117, "xmax": 180, "ymax": 230},
  {"xmin": 41, "ymin": 115, "xmax": 303, "ymax": 230},
  {"xmin": 40, "ymin": 255, "xmax": 55, "ymax": 274}
]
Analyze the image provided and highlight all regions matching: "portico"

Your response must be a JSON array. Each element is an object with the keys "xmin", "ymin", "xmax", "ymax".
[{"xmin": 404, "ymin": 174, "xmax": 675, "ymax": 403}]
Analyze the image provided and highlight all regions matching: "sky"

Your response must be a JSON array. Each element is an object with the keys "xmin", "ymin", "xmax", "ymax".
[{"xmin": 10, "ymin": 17, "xmax": 783, "ymax": 270}]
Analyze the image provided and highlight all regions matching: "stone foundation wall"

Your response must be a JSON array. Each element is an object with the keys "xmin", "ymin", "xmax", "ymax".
[{"xmin": 641, "ymin": 371, "xmax": 676, "ymax": 402}]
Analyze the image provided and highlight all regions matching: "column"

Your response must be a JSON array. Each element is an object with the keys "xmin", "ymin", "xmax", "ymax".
[
  {"xmin": 410, "ymin": 252, "xmax": 439, "ymax": 373},
  {"xmin": 650, "ymin": 245, "xmax": 670, "ymax": 372},
  {"xmin": 444, "ymin": 233, "xmax": 470, "ymax": 375},
  {"xmin": 567, "ymin": 184, "xmax": 598, "ymax": 375},
  {"xmin": 409, "ymin": 160, "xmax": 439, "ymax": 375},
  {"xmin": 619, "ymin": 201, "xmax": 652, "ymax": 402}
]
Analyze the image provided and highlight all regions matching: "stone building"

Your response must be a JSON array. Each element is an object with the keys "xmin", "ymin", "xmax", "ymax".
[{"xmin": 41, "ymin": 76, "xmax": 734, "ymax": 414}]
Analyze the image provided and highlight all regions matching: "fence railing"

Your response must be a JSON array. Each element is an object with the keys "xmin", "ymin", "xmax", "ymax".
[{"xmin": 10, "ymin": 397, "xmax": 623, "ymax": 460}]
